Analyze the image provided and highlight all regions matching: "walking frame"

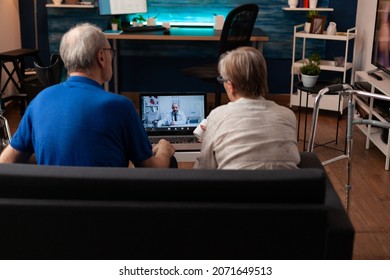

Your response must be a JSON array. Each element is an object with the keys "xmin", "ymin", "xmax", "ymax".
[{"xmin": 307, "ymin": 83, "xmax": 390, "ymax": 213}]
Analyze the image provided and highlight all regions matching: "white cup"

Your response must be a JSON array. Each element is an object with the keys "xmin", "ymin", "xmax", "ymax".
[
  {"xmin": 52, "ymin": 0, "xmax": 63, "ymax": 4},
  {"xmin": 193, "ymin": 119, "xmax": 207, "ymax": 141},
  {"xmin": 214, "ymin": 15, "xmax": 224, "ymax": 30},
  {"xmin": 162, "ymin": 22, "xmax": 171, "ymax": 29},
  {"xmin": 147, "ymin": 18, "xmax": 156, "ymax": 26}
]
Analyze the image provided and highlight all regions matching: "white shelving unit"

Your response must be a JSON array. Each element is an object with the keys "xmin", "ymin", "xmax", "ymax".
[
  {"xmin": 354, "ymin": 71, "xmax": 390, "ymax": 170},
  {"xmin": 290, "ymin": 24, "xmax": 356, "ymax": 113}
]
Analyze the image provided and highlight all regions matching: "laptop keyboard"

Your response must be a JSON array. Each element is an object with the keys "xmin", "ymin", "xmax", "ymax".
[{"xmin": 150, "ymin": 136, "xmax": 199, "ymax": 144}]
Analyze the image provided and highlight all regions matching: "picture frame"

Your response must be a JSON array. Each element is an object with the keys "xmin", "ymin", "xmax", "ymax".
[{"xmin": 310, "ymin": 16, "xmax": 326, "ymax": 34}]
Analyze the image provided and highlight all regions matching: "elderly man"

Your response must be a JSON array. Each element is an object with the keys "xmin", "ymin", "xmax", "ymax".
[{"xmin": 0, "ymin": 23, "xmax": 175, "ymax": 167}]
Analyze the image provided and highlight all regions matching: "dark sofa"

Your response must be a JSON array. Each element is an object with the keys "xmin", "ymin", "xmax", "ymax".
[{"xmin": 0, "ymin": 152, "xmax": 354, "ymax": 260}]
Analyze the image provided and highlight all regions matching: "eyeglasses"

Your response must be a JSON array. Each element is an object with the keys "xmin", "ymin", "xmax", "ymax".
[
  {"xmin": 101, "ymin": 48, "xmax": 116, "ymax": 59},
  {"xmin": 217, "ymin": 75, "xmax": 229, "ymax": 84}
]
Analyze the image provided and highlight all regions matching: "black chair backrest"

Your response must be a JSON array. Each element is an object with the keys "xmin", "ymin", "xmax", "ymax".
[
  {"xmin": 33, "ymin": 55, "xmax": 64, "ymax": 88},
  {"xmin": 219, "ymin": 3, "xmax": 259, "ymax": 55}
]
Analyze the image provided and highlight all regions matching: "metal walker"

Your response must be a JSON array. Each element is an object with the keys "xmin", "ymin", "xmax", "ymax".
[{"xmin": 307, "ymin": 83, "xmax": 390, "ymax": 212}]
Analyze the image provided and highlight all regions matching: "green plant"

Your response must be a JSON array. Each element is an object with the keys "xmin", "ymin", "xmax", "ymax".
[
  {"xmin": 299, "ymin": 53, "xmax": 321, "ymax": 76},
  {"xmin": 111, "ymin": 16, "xmax": 120, "ymax": 24},
  {"xmin": 132, "ymin": 15, "xmax": 146, "ymax": 23},
  {"xmin": 306, "ymin": 10, "xmax": 318, "ymax": 23}
]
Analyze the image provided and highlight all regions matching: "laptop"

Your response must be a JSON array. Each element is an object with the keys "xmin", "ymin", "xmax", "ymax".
[{"xmin": 139, "ymin": 92, "xmax": 207, "ymax": 151}]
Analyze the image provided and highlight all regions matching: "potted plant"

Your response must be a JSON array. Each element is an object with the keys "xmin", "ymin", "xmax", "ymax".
[
  {"xmin": 111, "ymin": 16, "xmax": 120, "ymax": 31},
  {"xmin": 299, "ymin": 53, "xmax": 321, "ymax": 87},
  {"xmin": 147, "ymin": 14, "xmax": 159, "ymax": 26},
  {"xmin": 304, "ymin": 10, "xmax": 318, "ymax": 33},
  {"xmin": 132, "ymin": 15, "xmax": 146, "ymax": 27}
]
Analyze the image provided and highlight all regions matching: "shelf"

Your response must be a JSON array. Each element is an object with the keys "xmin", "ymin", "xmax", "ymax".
[
  {"xmin": 46, "ymin": 4, "xmax": 96, "ymax": 8},
  {"xmin": 356, "ymin": 124, "xmax": 388, "ymax": 155},
  {"xmin": 294, "ymin": 26, "xmax": 356, "ymax": 40},
  {"xmin": 293, "ymin": 59, "xmax": 353, "ymax": 73},
  {"xmin": 355, "ymin": 71, "xmax": 390, "ymax": 95},
  {"xmin": 295, "ymin": 31, "xmax": 356, "ymax": 40},
  {"xmin": 355, "ymin": 96, "xmax": 390, "ymax": 123},
  {"xmin": 282, "ymin": 7, "xmax": 334, "ymax": 11},
  {"xmin": 354, "ymin": 70, "xmax": 390, "ymax": 170},
  {"xmin": 290, "ymin": 90, "xmax": 347, "ymax": 112},
  {"xmin": 290, "ymin": 25, "xmax": 356, "ymax": 114}
]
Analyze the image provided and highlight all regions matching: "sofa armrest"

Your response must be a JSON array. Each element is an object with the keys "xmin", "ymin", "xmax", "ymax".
[{"xmin": 298, "ymin": 152, "xmax": 325, "ymax": 169}]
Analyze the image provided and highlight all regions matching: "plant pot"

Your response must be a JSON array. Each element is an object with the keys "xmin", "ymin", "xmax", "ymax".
[
  {"xmin": 111, "ymin": 23, "xmax": 118, "ymax": 31},
  {"xmin": 301, "ymin": 74, "xmax": 318, "ymax": 88}
]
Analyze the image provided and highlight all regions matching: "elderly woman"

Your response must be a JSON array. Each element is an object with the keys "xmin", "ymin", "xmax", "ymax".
[{"xmin": 194, "ymin": 46, "xmax": 300, "ymax": 170}]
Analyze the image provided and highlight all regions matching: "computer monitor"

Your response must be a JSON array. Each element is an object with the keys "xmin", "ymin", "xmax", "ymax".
[{"xmin": 98, "ymin": 0, "xmax": 147, "ymax": 16}]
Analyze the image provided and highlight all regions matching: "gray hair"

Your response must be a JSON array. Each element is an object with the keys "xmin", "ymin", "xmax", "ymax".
[
  {"xmin": 60, "ymin": 23, "xmax": 108, "ymax": 73},
  {"xmin": 218, "ymin": 46, "xmax": 269, "ymax": 98}
]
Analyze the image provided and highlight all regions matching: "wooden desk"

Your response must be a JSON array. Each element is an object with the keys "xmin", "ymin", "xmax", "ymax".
[{"xmin": 104, "ymin": 27, "xmax": 269, "ymax": 93}]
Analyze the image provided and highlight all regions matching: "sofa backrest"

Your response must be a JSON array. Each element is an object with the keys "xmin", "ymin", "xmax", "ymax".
[
  {"xmin": 0, "ymin": 164, "xmax": 326, "ymax": 203},
  {"xmin": 0, "ymin": 154, "xmax": 354, "ymax": 260}
]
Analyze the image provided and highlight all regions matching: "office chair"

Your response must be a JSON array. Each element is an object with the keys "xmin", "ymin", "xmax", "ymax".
[{"xmin": 181, "ymin": 3, "xmax": 259, "ymax": 107}]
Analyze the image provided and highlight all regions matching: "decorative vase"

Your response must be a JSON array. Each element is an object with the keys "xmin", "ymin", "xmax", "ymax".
[
  {"xmin": 288, "ymin": 0, "xmax": 299, "ymax": 8},
  {"xmin": 309, "ymin": 0, "xmax": 318, "ymax": 8},
  {"xmin": 327, "ymin": 22, "xmax": 337, "ymax": 35},
  {"xmin": 301, "ymin": 74, "xmax": 319, "ymax": 88},
  {"xmin": 304, "ymin": 22, "xmax": 311, "ymax": 33}
]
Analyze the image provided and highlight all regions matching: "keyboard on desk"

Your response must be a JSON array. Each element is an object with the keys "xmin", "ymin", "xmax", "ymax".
[
  {"xmin": 121, "ymin": 25, "xmax": 166, "ymax": 33},
  {"xmin": 149, "ymin": 136, "xmax": 198, "ymax": 144},
  {"xmin": 149, "ymin": 136, "xmax": 201, "ymax": 151}
]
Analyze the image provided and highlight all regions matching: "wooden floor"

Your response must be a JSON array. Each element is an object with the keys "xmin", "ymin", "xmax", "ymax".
[{"xmin": 2, "ymin": 93, "xmax": 390, "ymax": 260}]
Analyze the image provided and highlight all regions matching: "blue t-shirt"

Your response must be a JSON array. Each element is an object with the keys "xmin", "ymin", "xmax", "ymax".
[{"xmin": 11, "ymin": 76, "xmax": 153, "ymax": 167}]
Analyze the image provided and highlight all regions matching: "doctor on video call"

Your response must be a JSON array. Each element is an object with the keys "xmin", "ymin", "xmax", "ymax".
[{"xmin": 158, "ymin": 103, "xmax": 187, "ymax": 126}]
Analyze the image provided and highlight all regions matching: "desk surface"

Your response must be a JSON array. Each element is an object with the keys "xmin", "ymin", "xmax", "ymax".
[
  {"xmin": 0, "ymin": 48, "xmax": 39, "ymax": 60},
  {"xmin": 104, "ymin": 27, "xmax": 268, "ymax": 42}
]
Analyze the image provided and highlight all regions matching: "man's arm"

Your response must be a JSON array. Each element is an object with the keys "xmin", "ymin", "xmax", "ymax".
[
  {"xmin": 0, "ymin": 145, "xmax": 33, "ymax": 163},
  {"xmin": 136, "ymin": 139, "xmax": 176, "ymax": 168}
]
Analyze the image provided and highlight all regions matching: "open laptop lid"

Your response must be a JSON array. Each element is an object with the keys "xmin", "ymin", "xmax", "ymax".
[{"xmin": 139, "ymin": 92, "xmax": 207, "ymax": 136}]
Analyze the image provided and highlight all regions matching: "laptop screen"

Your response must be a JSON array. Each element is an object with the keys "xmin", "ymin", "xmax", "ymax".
[{"xmin": 139, "ymin": 92, "xmax": 207, "ymax": 136}]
